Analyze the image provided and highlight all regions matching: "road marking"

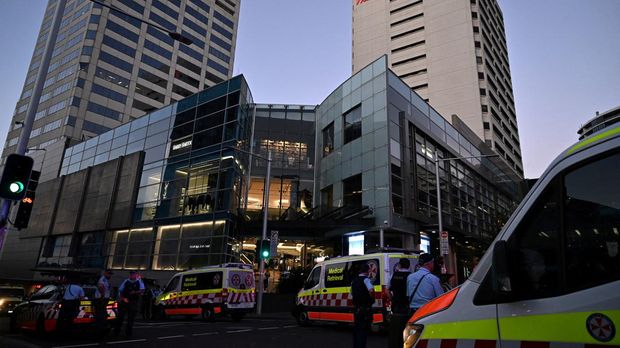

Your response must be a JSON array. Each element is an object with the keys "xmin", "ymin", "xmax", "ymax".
[
  {"xmin": 226, "ymin": 329, "xmax": 253, "ymax": 333},
  {"xmin": 106, "ymin": 339, "xmax": 147, "ymax": 345},
  {"xmin": 257, "ymin": 326, "xmax": 279, "ymax": 330},
  {"xmin": 157, "ymin": 335, "xmax": 185, "ymax": 340},
  {"xmin": 192, "ymin": 332, "xmax": 219, "ymax": 336},
  {"xmin": 52, "ymin": 344, "xmax": 100, "ymax": 348},
  {"xmin": 282, "ymin": 325, "xmax": 298, "ymax": 328}
]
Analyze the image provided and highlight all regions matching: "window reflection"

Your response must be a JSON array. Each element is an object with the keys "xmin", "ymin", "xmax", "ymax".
[{"xmin": 258, "ymin": 139, "xmax": 308, "ymax": 169}]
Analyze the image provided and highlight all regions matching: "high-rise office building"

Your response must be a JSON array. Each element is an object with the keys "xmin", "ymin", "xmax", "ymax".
[
  {"xmin": 2, "ymin": 0, "xmax": 240, "ymax": 182},
  {"xmin": 352, "ymin": 0, "xmax": 523, "ymax": 176}
]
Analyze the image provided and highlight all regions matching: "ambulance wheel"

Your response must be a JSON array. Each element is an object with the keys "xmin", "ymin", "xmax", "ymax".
[
  {"xmin": 296, "ymin": 308, "xmax": 311, "ymax": 326},
  {"xmin": 156, "ymin": 305, "xmax": 166, "ymax": 320},
  {"xmin": 201, "ymin": 305, "xmax": 215, "ymax": 322},
  {"xmin": 36, "ymin": 315, "xmax": 46, "ymax": 336},
  {"xmin": 231, "ymin": 313, "xmax": 244, "ymax": 322},
  {"xmin": 8, "ymin": 314, "xmax": 18, "ymax": 333}
]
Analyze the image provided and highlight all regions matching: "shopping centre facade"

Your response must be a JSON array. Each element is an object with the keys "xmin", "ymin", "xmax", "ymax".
[{"xmin": 0, "ymin": 57, "xmax": 524, "ymax": 284}]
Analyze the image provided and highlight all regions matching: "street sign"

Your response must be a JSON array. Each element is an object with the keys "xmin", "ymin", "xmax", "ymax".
[
  {"xmin": 440, "ymin": 231, "xmax": 449, "ymax": 255},
  {"xmin": 270, "ymin": 230, "xmax": 279, "ymax": 256}
]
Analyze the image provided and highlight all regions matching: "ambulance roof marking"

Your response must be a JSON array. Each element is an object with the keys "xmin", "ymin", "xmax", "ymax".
[{"xmin": 566, "ymin": 125, "xmax": 620, "ymax": 156}]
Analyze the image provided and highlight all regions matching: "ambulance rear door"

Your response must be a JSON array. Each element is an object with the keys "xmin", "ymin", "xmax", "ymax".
[{"xmin": 227, "ymin": 270, "xmax": 255, "ymax": 309}]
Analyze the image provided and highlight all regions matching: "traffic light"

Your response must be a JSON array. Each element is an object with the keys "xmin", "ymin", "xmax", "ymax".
[
  {"xmin": 0, "ymin": 154, "xmax": 34, "ymax": 200},
  {"xmin": 14, "ymin": 170, "xmax": 40, "ymax": 230},
  {"xmin": 256, "ymin": 239, "xmax": 271, "ymax": 260}
]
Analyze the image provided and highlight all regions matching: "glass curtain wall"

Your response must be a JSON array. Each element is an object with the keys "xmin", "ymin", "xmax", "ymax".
[{"xmin": 246, "ymin": 105, "xmax": 316, "ymax": 220}]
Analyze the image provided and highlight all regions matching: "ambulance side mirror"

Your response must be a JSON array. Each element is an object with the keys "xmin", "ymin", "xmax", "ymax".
[{"xmin": 492, "ymin": 240, "xmax": 512, "ymax": 295}]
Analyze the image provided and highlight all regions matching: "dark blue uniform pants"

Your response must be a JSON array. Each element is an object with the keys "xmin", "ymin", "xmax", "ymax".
[
  {"xmin": 353, "ymin": 306, "xmax": 372, "ymax": 348},
  {"xmin": 114, "ymin": 301, "xmax": 138, "ymax": 336}
]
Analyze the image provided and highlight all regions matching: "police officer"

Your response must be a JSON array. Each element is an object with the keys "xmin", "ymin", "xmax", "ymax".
[
  {"xmin": 351, "ymin": 263, "xmax": 375, "ymax": 348},
  {"xmin": 407, "ymin": 254, "xmax": 444, "ymax": 314},
  {"xmin": 388, "ymin": 258, "xmax": 411, "ymax": 348},
  {"xmin": 114, "ymin": 271, "xmax": 144, "ymax": 337},
  {"xmin": 57, "ymin": 277, "xmax": 85, "ymax": 334},
  {"xmin": 94, "ymin": 269, "xmax": 113, "ymax": 335}
]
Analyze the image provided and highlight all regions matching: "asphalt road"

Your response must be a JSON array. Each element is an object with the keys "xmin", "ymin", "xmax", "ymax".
[{"xmin": 0, "ymin": 314, "xmax": 389, "ymax": 348}]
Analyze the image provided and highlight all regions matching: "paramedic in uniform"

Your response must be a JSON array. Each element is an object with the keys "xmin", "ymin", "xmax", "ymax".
[
  {"xmin": 114, "ymin": 271, "xmax": 144, "ymax": 337},
  {"xmin": 406, "ymin": 254, "xmax": 444, "ymax": 313},
  {"xmin": 351, "ymin": 263, "xmax": 375, "ymax": 348}
]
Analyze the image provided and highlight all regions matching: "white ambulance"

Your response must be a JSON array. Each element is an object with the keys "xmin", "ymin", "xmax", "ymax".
[
  {"xmin": 294, "ymin": 251, "xmax": 420, "ymax": 328},
  {"xmin": 155, "ymin": 263, "xmax": 255, "ymax": 322},
  {"xmin": 403, "ymin": 124, "xmax": 620, "ymax": 347}
]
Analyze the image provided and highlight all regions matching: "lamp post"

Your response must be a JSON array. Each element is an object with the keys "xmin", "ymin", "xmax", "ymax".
[
  {"xmin": 228, "ymin": 147, "xmax": 271, "ymax": 315},
  {"xmin": 89, "ymin": 0, "xmax": 194, "ymax": 45},
  {"xmin": 433, "ymin": 151, "xmax": 499, "ymax": 275}
]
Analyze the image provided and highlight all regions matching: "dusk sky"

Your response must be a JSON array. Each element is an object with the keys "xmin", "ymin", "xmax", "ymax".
[{"xmin": 0, "ymin": 0, "xmax": 618, "ymax": 178}]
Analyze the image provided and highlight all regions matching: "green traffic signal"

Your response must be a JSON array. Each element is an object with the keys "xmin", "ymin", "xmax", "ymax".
[
  {"xmin": 9, "ymin": 181, "xmax": 24, "ymax": 194},
  {"xmin": 261, "ymin": 249, "xmax": 270, "ymax": 258}
]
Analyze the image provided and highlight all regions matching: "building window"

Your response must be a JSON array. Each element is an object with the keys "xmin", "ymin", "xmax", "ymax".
[
  {"xmin": 76, "ymin": 232, "xmax": 105, "ymax": 268},
  {"xmin": 321, "ymin": 185, "xmax": 333, "ymax": 209},
  {"xmin": 482, "ymin": 105, "xmax": 488, "ymax": 112},
  {"xmin": 483, "ymin": 122, "xmax": 490, "ymax": 130},
  {"xmin": 108, "ymin": 228, "xmax": 154, "ymax": 270},
  {"xmin": 322, "ymin": 122, "xmax": 334, "ymax": 157},
  {"xmin": 38, "ymin": 235, "xmax": 73, "ymax": 268},
  {"xmin": 343, "ymin": 174, "xmax": 362, "ymax": 207},
  {"xmin": 343, "ymin": 105, "xmax": 362, "ymax": 144}
]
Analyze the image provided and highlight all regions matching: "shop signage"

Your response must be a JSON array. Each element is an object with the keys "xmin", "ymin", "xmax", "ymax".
[
  {"xmin": 270, "ymin": 230, "xmax": 279, "ymax": 256},
  {"xmin": 172, "ymin": 139, "xmax": 192, "ymax": 151},
  {"xmin": 189, "ymin": 243, "xmax": 210, "ymax": 250},
  {"xmin": 440, "ymin": 231, "xmax": 449, "ymax": 255}
]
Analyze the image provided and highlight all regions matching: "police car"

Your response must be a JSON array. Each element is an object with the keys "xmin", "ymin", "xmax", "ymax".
[
  {"xmin": 155, "ymin": 263, "xmax": 256, "ymax": 322},
  {"xmin": 403, "ymin": 123, "xmax": 620, "ymax": 347},
  {"xmin": 0, "ymin": 286, "xmax": 25, "ymax": 316},
  {"xmin": 10, "ymin": 284, "xmax": 117, "ymax": 334}
]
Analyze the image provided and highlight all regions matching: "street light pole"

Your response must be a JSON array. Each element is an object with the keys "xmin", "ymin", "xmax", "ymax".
[
  {"xmin": 89, "ymin": 0, "xmax": 193, "ymax": 45},
  {"xmin": 258, "ymin": 151, "xmax": 271, "ymax": 315},
  {"xmin": 227, "ymin": 146, "xmax": 271, "ymax": 315},
  {"xmin": 433, "ymin": 152, "xmax": 499, "ymax": 277},
  {"xmin": 0, "ymin": 0, "xmax": 67, "ymax": 252}
]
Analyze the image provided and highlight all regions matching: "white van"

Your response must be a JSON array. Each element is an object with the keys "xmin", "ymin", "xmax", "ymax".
[
  {"xmin": 403, "ymin": 124, "xmax": 620, "ymax": 347},
  {"xmin": 294, "ymin": 251, "xmax": 419, "ymax": 327},
  {"xmin": 155, "ymin": 263, "xmax": 255, "ymax": 322}
]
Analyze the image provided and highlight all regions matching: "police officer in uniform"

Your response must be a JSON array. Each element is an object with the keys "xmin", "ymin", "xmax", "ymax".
[
  {"xmin": 388, "ymin": 258, "xmax": 412, "ymax": 348},
  {"xmin": 351, "ymin": 263, "xmax": 375, "ymax": 348},
  {"xmin": 114, "ymin": 271, "xmax": 144, "ymax": 337},
  {"xmin": 94, "ymin": 269, "xmax": 113, "ymax": 335},
  {"xmin": 57, "ymin": 277, "xmax": 85, "ymax": 334}
]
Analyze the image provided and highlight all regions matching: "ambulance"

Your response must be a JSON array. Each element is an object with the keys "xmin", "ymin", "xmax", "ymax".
[
  {"xmin": 155, "ymin": 263, "xmax": 255, "ymax": 321},
  {"xmin": 294, "ymin": 251, "xmax": 420, "ymax": 327},
  {"xmin": 403, "ymin": 124, "xmax": 620, "ymax": 347}
]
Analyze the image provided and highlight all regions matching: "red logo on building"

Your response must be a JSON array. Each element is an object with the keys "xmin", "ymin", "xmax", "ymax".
[{"xmin": 355, "ymin": 0, "xmax": 369, "ymax": 5}]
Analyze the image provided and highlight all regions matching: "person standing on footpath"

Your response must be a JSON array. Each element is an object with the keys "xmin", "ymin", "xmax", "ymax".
[
  {"xmin": 351, "ymin": 263, "xmax": 375, "ymax": 348},
  {"xmin": 57, "ymin": 277, "xmax": 85, "ymax": 335},
  {"xmin": 94, "ymin": 269, "xmax": 113, "ymax": 335},
  {"xmin": 407, "ymin": 254, "xmax": 444, "ymax": 314},
  {"xmin": 388, "ymin": 258, "xmax": 412, "ymax": 348},
  {"xmin": 114, "ymin": 271, "xmax": 144, "ymax": 337}
]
